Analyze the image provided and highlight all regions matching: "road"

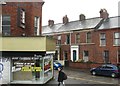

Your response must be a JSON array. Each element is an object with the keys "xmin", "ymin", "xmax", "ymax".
[{"xmin": 46, "ymin": 67, "xmax": 120, "ymax": 86}]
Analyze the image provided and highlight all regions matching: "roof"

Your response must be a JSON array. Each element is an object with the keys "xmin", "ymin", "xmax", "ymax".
[
  {"xmin": 42, "ymin": 23, "xmax": 63, "ymax": 34},
  {"xmin": 98, "ymin": 16, "xmax": 120, "ymax": 29},
  {"xmin": 42, "ymin": 16, "xmax": 120, "ymax": 35},
  {"xmin": 58, "ymin": 18, "xmax": 102, "ymax": 32}
]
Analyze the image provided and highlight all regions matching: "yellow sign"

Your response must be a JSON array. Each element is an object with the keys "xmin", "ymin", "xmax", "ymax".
[{"xmin": 21, "ymin": 67, "xmax": 42, "ymax": 71}]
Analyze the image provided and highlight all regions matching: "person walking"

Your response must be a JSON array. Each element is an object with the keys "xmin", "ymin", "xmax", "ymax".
[{"xmin": 57, "ymin": 67, "xmax": 67, "ymax": 86}]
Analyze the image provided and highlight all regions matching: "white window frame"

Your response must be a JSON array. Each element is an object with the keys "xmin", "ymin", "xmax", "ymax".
[
  {"xmin": 113, "ymin": 32, "xmax": 120, "ymax": 46},
  {"xmin": 34, "ymin": 17, "xmax": 40, "ymax": 36},
  {"xmin": 100, "ymin": 33, "xmax": 106, "ymax": 46},
  {"xmin": 86, "ymin": 32, "xmax": 91, "ymax": 43},
  {"xmin": 2, "ymin": 15, "xmax": 11, "ymax": 36},
  {"xmin": 58, "ymin": 35, "xmax": 61, "ymax": 40},
  {"xmin": 71, "ymin": 45, "xmax": 79, "ymax": 61},
  {"xmin": 76, "ymin": 33, "xmax": 80, "ymax": 44}
]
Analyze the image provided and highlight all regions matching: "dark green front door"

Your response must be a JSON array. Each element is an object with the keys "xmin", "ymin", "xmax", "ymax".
[{"xmin": 73, "ymin": 50, "xmax": 76, "ymax": 62}]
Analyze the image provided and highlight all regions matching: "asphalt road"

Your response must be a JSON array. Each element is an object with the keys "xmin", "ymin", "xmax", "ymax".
[{"xmin": 46, "ymin": 67, "xmax": 120, "ymax": 86}]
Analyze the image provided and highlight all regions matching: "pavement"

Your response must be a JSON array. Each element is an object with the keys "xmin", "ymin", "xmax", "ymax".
[
  {"xmin": 63, "ymin": 67, "xmax": 90, "ymax": 73},
  {"xmin": 62, "ymin": 67, "xmax": 91, "ymax": 78},
  {"xmin": 46, "ymin": 67, "xmax": 120, "ymax": 85},
  {"xmin": 1, "ymin": 67, "xmax": 119, "ymax": 86}
]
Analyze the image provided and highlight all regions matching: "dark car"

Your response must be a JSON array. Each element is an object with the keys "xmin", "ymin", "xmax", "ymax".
[
  {"xmin": 90, "ymin": 64, "xmax": 120, "ymax": 78},
  {"xmin": 53, "ymin": 61, "xmax": 62, "ymax": 70}
]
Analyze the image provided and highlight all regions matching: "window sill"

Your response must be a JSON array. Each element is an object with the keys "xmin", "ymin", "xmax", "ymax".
[
  {"xmin": 80, "ymin": 43, "xmax": 95, "ymax": 45},
  {"xmin": 99, "ymin": 45, "xmax": 106, "ymax": 47},
  {"xmin": 113, "ymin": 45, "xmax": 120, "ymax": 47}
]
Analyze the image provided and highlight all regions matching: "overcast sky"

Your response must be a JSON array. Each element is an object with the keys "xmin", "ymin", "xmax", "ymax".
[{"xmin": 42, "ymin": 0, "xmax": 120, "ymax": 26}]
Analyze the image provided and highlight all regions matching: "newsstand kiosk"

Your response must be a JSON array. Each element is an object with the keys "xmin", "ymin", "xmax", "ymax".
[{"xmin": 11, "ymin": 54, "xmax": 54, "ymax": 84}]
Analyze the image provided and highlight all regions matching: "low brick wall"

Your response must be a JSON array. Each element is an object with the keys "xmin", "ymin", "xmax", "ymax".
[{"xmin": 69, "ymin": 61, "xmax": 103, "ymax": 69}]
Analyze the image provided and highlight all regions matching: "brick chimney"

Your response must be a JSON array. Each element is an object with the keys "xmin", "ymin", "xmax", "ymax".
[
  {"xmin": 99, "ymin": 9, "xmax": 109, "ymax": 19},
  {"xmin": 79, "ymin": 14, "xmax": 86, "ymax": 21},
  {"xmin": 48, "ymin": 20, "xmax": 54, "ymax": 27},
  {"xmin": 63, "ymin": 15, "xmax": 69, "ymax": 24}
]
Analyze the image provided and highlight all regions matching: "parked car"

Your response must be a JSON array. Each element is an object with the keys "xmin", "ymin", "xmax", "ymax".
[
  {"xmin": 90, "ymin": 64, "xmax": 120, "ymax": 78},
  {"xmin": 53, "ymin": 61, "xmax": 62, "ymax": 70}
]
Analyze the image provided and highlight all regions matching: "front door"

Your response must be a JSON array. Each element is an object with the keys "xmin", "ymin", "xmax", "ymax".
[
  {"xmin": 64, "ymin": 51, "xmax": 68, "ymax": 61},
  {"xmin": 103, "ymin": 50, "xmax": 109, "ymax": 64},
  {"xmin": 73, "ymin": 50, "xmax": 76, "ymax": 62},
  {"xmin": 83, "ymin": 51, "xmax": 89, "ymax": 62},
  {"xmin": 71, "ymin": 45, "xmax": 79, "ymax": 62},
  {"xmin": 64, "ymin": 51, "xmax": 69, "ymax": 67}
]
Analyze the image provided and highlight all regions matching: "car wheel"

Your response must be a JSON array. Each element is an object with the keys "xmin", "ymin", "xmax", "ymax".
[
  {"xmin": 92, "ymin": 71, "xmax": 96, "ymax": 75},
  {"xmin": 111, "ymin": 73, "xmax": 116, "ymax": 78}
]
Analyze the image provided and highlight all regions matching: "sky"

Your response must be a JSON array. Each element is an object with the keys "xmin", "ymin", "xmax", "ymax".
[{"xmin": 42, "ymin": 0, "xmax": 120, "ymax": 26}]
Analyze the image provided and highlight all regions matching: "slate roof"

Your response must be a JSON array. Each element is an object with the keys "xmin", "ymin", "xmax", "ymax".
[
  {"xmin": 58, "ymin": 18, "xmax": 102, "ymax": 32},
  {"xmin": 98, "ymin": 16, "xmax": 120, "ymax": 29},
  {"xmin": 42, "ymin": 16, "xmax": 120, "ymax": 35}
]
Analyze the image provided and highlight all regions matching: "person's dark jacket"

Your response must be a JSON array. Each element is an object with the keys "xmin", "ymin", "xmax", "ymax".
[{"xmin": 58, "ymin": 70, "xmax": 64, "ymax": 82}]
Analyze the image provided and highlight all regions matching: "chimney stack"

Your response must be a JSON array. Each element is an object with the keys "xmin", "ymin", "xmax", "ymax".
[
  {"xmin": 48, "ymin": 20, "xmax": 54, "ymax": 27},
  {"xmin": 63, "ymin": 15, "xmax": 69, "ymax": 24},
  {"xmin": 79, "ymin": 14, "xmax": 86, "ymax": 21},
  {"xmin": 99, "ymin": 9, "xmax": 109, "ymax": 19}
]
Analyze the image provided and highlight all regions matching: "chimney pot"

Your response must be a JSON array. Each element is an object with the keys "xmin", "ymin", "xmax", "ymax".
[
  {"xmin": 48, "ymin": 20, "xmax": 54, "ymax": 27},
  {"xmin": 63, "ymin": 15, "xmax": 69, "ymax": 24},
  {"xmin": 99, "ymin": 9, "xmax": 109, "ymax": 19},
  {"xmin": 79, "ymin": 14, "xmax": 86, "ymax": 21}
]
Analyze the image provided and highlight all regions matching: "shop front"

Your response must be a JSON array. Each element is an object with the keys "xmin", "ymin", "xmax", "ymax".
[
  {"xmin": 11, "ymin": 54, "xmax": 53, "ymax": 84},
  {"xmin": 0, "ymin": 37, "xmax": 56, "ymax": 84}
]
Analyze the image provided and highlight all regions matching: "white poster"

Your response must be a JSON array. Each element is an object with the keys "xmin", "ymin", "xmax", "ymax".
[{"xmin": 0, "ymin": 57, "xmax": 10, "ymax": 84}]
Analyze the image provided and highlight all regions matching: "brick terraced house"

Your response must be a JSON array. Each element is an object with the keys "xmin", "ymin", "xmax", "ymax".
[{"xmin": 42, "ymin": 9, "xmax": 120, "ymax": 67}]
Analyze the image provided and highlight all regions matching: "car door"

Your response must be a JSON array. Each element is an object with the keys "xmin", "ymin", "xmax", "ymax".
[
  {"xmin": 99, "ymin": 65, "xmax": 108, "ymax": 76},
  {"xmin": 100, "ymin": 65, "xmax": 113, "ymax": 76},
  {"xmin": 95, "ymin": 66, "xmax": 103, "ymax": 75},
  {"xmin": 105, "ymin": 66, "xmax": 114, "ymax": 76}
]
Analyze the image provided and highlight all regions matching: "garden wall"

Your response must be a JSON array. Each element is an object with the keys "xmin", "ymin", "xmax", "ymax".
[{"xmin": 69, "ymin": 61, "xmax": 103, "ymax": 69}]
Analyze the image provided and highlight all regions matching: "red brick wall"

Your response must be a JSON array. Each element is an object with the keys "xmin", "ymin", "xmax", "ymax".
[
  {"xmin": 93, "ymin": 28, "xmax": 119, "ymax": 64},
  {"xmin": 69, "ymin": 61, "xmax": 104, "ymax": 69},
  {"xmin": 60, "ymin": 45, "xmax": 70, "ymax": 60},
  {"xmin": 58, "ymin": 28, "xmax": 119, "ymax": 64},
  {"xmin": 52, "ymin": 27, "xmax": 119, "ymax": 64},
  {"xmin": 2, "ymin": 2, "xmax": 43, "ymax": 36}
]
